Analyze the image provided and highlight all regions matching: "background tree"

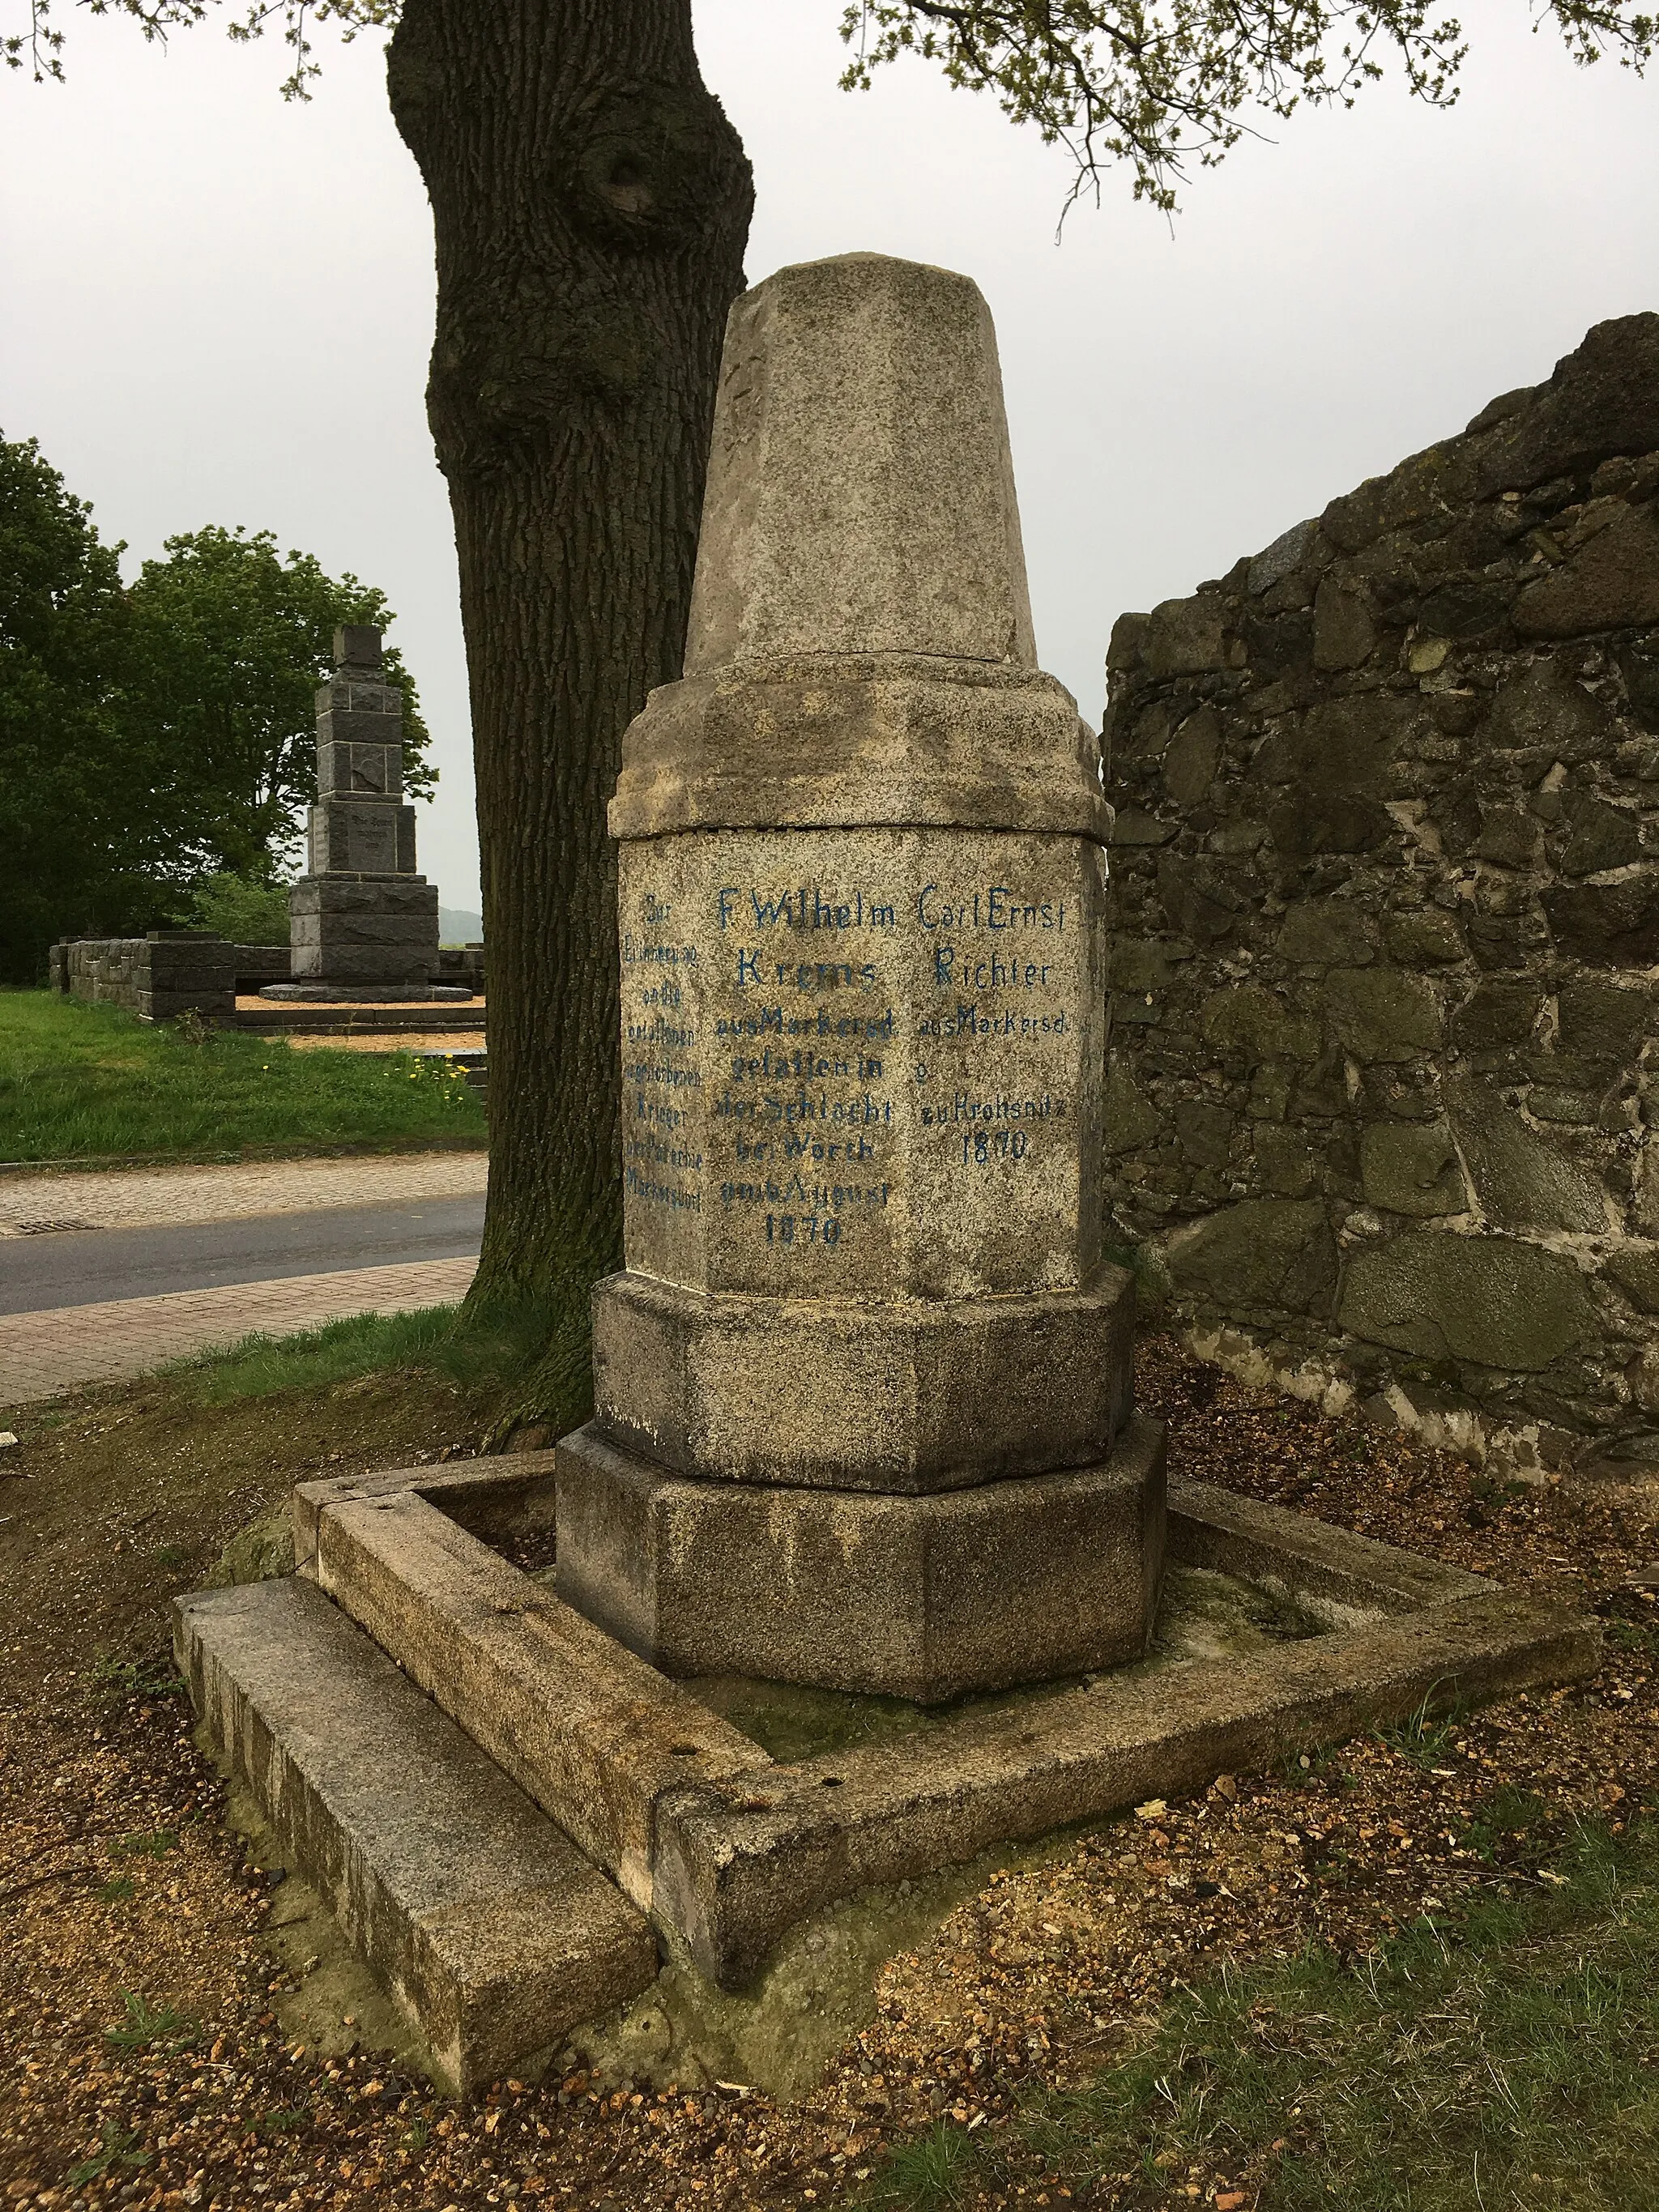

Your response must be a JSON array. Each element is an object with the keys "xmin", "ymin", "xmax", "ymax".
[
  {"xmin": 184, "ymin": 869, "xmax": 298, "ymax": 944},
  {"xmin": 0, "ymin": 435, "xmax": 429, "ymax": 979},
  {"xmin": 11, "ymin": 0, "xmax": 1653, "ymax": 1430},
  {"xmin": 125, "ymin": 523, "xmax": 433, "ymax": 880},
  {"xmin": 0, "ymin": 433, "xmax": 173, "ymax": 982}
]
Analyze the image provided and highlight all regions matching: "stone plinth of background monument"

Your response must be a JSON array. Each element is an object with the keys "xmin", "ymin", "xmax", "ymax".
[
  {"xmin": 266, "ymin": 624, "xmax": 463, "ymax": 1004},
  {"xmin": 552, "ymin": 252, "xmax": 1164, "ymax": 1703},
  {"xmin": 1102, "ymin": 312, "xmax": 1659, "ymax": 1481}
]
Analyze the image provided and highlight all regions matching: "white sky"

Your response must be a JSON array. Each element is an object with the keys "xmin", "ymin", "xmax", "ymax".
[{"xmin": 3, "ymin": 2, "xmax": 1657, "ymax": 915}]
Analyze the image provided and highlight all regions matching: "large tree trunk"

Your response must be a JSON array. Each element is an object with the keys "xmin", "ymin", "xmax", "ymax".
[{"xmin": 386, "ymin": 0, "xmax": 752, "ymax": 1431}]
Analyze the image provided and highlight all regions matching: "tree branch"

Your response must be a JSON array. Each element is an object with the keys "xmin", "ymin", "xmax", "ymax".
[{"xmin": 838, "ymin": 0, "xmax": 1653, "ymax": 208}]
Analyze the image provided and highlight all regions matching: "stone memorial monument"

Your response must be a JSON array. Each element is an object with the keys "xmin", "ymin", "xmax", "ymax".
[
  {"xmin": 266, "ymin": 624, "xmax": 459, "ymax": 1001},
  {"xmin": 176, "ymin": 255, "xmax": 1595, "ymax": 2091},
  {"xmin": 553, "ymin": 252, "xmax": 1166, "ymax": 1702}
]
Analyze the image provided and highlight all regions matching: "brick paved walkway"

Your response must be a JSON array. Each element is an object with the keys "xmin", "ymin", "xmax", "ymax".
[
  {"xmin": 0, "ymin": 1255, "xmax": 479, "ymax": 1404},
  {"xmin": 0, "ymin": 1150, "xmax": 488, "ymax": 1236}
]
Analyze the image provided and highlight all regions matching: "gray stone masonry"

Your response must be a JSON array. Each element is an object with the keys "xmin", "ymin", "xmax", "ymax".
[
  {"xmin": 288, "ymin": 1451, "xmax": 1594, "ymax": 1998},
  {"xmin": 283, "ymin": 625, "xmax": 441, "ymax": 991},
  {"xmin": 1102, "ymin": 311, "xmax": 1659, "ymax": 1477},
  {"xmin": 58, "ymin": 933, "xmax": 237, "ymax": 1022},
  {"xmin": 175, "ymin": 1575, "xmax": 658, "ymax": 2095},
  {"xmin": 559, "ymin": 253, "xmax": 1161, "ymax": 1701},
  {"xmin": 54, "ymin": 936, "xmax": 292, "ymax": 1016}
]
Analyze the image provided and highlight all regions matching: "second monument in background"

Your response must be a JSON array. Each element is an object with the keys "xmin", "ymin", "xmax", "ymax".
[
  {"xmin": 267, "ymin": 624, "xmax": 459, "ymax": 1003},
  {"xmin": 554, "ymin": 252, "xmax": 1166, "ymax": 1703}
]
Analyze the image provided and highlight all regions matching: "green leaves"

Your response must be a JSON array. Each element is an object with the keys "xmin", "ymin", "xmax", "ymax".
[
  {"xmin": 838, "ymin": 0, "xmax": 1655, "ymax": 211},
  {"xmin": 64, "ymin": 2120, "xmax": 151, "ymax": 2189},
  {"xmin": 5, "ymin": 3, "xmax": 402, "ymax": 101},
  {"xmin": 0, "ymin": 434, "xmax": 431, "ymax": 980},
  {"xmin": 185, "ymin": 870, "xmax": 292, "ymax": 945},
  {"xmin": 0, "ymin": 432, "xmax": 164, "ymax": 980},
  {"xmin": 103, "ymin": 1989, "xmax": 198, "ymax": 2051}
]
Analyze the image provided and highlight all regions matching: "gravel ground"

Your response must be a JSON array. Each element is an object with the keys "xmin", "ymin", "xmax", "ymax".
[{"xmin": 3, "ymin": 1333, "xmax": 1656, "ymax": 2212}]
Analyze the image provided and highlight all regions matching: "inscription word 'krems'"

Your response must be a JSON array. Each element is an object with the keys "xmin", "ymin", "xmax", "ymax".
[{"xmin": 556, "ymin": 252, "xmax": 1165, "ymax": 1705}]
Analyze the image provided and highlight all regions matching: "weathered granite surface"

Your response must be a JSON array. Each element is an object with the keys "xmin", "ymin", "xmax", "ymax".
[
  {"xmin": 566, "ymin": 252, "xmax": 1158, "ymax": 1696},
  {"xmin": 175, "ymin": 1575, "xmax": 659, "ymax": 2095},
  {"xmin": 684, "ymin": 251, "xmax": 1035, "ymax": 673},
  {"xmin": 555, "ymin": 1414, "xmax": 1166, "ymax": 1703},
  {"xmin": 1102, "ymin": 313, "xmax": 1659, "ymax": 1474},
  {"xmin": 286, "ymin": 1452, "xmax": 1595, "ymax": 1997}
]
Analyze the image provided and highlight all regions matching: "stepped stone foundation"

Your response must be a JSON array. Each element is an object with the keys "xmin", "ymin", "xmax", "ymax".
[
  {"xmin": 1103, "ymin": 313, "xmax": 1659, "ymax": 1480},
  {"xmin": 179, "ymin": 258, "xmax": 1601, "ymax": 2092}
]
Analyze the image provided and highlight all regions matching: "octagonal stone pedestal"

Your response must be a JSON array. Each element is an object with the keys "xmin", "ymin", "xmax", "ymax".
[
  {"xmin": 556, "ymin": 1415, "xmax": 1166, "ymax": 1704},
  {"xmin": 552, "ymin": 250, "xmax": 1165, "ymax": 1702},
  {"xmin": 552, "ymin": 815, "xmax": 1163, "ymax": 1698}
]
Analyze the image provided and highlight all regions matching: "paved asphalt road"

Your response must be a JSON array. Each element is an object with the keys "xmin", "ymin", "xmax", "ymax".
[{"xmin": 0, "ymin": 1194, "xmax": 487, "ymax": 1315}]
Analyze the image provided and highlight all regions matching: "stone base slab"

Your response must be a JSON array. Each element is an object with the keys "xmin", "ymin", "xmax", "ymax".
[
  {"xmin": 296, "ymin": 1470, "xmax": 770, "ymax": 1914},
  {"xmin": 288, "ymin": 873, "xmax": 441, "ymax": 985},
  {"xmin": 655, "ymin": 1569, "xmax": 1597, "ymax": 1986},
  {"xmin": 591, "ymin": 1269, "xmax": 1135, "ymax": 1494},
  {"xmin": 264, "ymin": 1448, "xmax": 1601, "ymax": 2022},
  {"xmin": 174, "ymin": 1575, "xmax": 659, "ymax": 2094},
  {"xmin": 553, "ymin": 1415, "xmax": 1167, "ymax": 1702},
  {"xmin": 237, "ymin": 1004, "xmax": 485, "ymax": 1035},
  {"xmin": 289, "ymin": 876, "xmax": 440, "ymax": 915}
]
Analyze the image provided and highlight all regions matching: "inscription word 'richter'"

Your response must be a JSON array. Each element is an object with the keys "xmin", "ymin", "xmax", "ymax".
[{"xmin": 555, "ymin": 253, "xmax": 1166, "ymax": 1703}]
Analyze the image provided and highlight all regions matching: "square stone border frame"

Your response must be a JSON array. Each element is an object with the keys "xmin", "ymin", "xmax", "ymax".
[{"xmin": 291, "ymin": 1449, "xmax": 1598, "ymax": 1991}]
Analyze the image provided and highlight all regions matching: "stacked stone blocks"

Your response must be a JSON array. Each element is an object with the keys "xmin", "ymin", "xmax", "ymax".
[
  {"xmin": 288, "ymin": 625, "xmax": 441, "ymax": 989},
  {"xmin": 58, "ymin": 933, "xmax": 237, "ymax": 1023},
  {"xmin": 1102, "ymin": 313, "xmax": 1659, "ymax": 1473}
]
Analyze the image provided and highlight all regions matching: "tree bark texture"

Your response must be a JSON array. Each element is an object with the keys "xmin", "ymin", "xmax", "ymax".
[{"xmin": 386, "ymin": 0, "xmax": 752, "ymax": 1426}]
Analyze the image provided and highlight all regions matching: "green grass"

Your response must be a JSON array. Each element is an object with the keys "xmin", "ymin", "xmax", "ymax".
[
  {"xmin": 102, "ymin": 1991, "xmax": 198, "ymax": 2052},
  {"xmin": 862, "ymin": 1813, "xmax": 1659, "ymax": 2212},
  {"xmin": 0, "ymin": 988, "xmax": 484, "ymax": 1163},
  {"xmin": 162, "ymin": 1294, "xmax": 555, "ymax": 1404},
  {"xmin": 863, "ymin": 2120, "xmax": 979, "ymax": 2208},
  {"xmin": 254, "ymin": 2106, "xmax": 312, "ymax": 2138},
  {"xmin": 111, "ymin": 1830, "xmax": 178, "ymax": 1860},
  {"xmin": 65, "ymin": 2122, "xmax": 152, "ymax": 2188},
  {"xmin": 83, "ymin": 1652, "xmax": 186, "ymax": 1706},
  {"xmin": 1371, "ymin": 1685, "xmax": 1465, "ymax": 1771}
]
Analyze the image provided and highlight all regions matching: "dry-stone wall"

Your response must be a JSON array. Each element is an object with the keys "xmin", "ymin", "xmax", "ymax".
[
  {"xmin": 59, "ymin": 932, "xmax": 238, "ymax": 1023},
  {"xmin": 55, "ymin": 934, "xmax": 296, "ymax": 1017},
  {"xmin": 1103, "ymin": 313, "xmax": 1659, "ymax": 1477}
]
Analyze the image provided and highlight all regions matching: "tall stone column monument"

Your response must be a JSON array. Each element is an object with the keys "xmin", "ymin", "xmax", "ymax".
[
  {"xmin": 555, "ymin": 253, "xmax": 1164, "ymax": 1703},
  {"xmin": 268, "ymin": 624, "xmax": 455, "ymax": 1001}
]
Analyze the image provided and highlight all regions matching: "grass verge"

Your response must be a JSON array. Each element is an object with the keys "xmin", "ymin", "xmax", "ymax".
[
  {"xmin": 1, "ymin": 1300, "xmax": 552, "ymax": 1686},
  {"xmin": 0, "ymin": 987, "xmax": 484, "ymax": 1162},
  {"xmin": 160, "ymin": 1296, "xmax": 554, "ymax": 1404},
  {"xmin": 862, "ymin": 1811, "xmax": 1659, "ymax": 2210}
]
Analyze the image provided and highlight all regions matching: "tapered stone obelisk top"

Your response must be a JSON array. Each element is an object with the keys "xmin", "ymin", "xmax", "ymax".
[
  {"xmin": 611, "ymin": 253, "xmax": 1105, "ymax": 844},
  {"xmin": 685, "ymin": 253, "xmax": 1037, "ymax": 672}
]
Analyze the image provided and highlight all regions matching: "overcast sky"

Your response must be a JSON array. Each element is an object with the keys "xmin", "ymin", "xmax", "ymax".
[{"xmin": 4, "ymin": 2, "xmax": 1657, "ymax": 914}]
